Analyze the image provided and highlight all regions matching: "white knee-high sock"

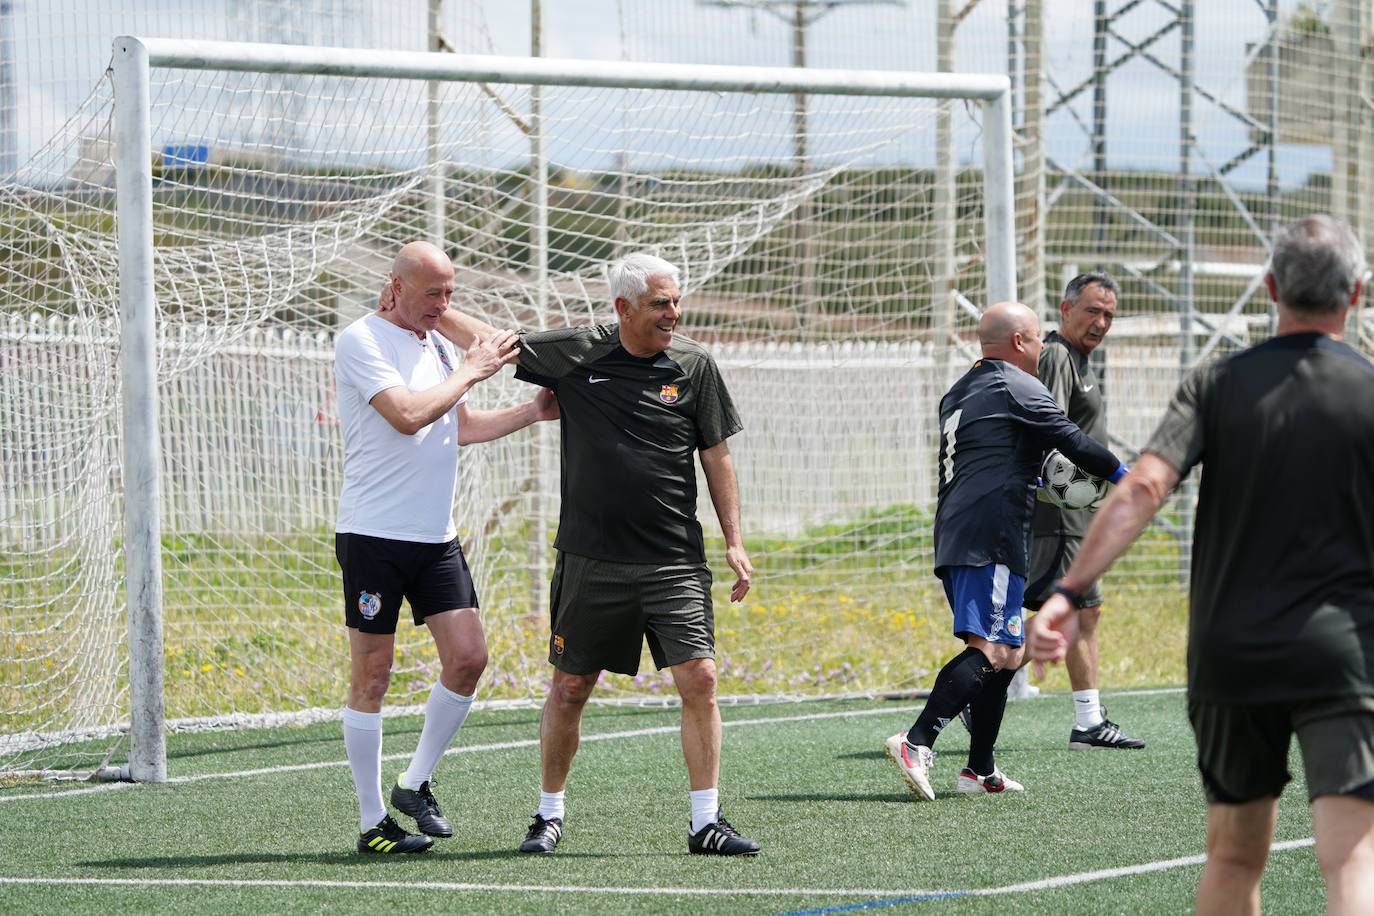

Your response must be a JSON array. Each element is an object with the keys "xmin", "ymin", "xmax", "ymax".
[
  {"xmin": 343, "ymin": 706, "xmax": 385, "ymax": 830},
  {"xmin": 399, "ymin": 682, "xmax": 474, "ymax": 789}
]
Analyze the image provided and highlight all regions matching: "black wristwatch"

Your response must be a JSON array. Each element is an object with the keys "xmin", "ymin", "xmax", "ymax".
[{"xmin": 1052, "ymin": 584, "xmax": 1085, "ymax": 609}]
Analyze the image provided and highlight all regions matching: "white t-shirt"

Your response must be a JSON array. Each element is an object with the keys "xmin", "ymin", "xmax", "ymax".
[{"xmin": 334, "ymin": 314, "xmax": 466, "ymax": 543}]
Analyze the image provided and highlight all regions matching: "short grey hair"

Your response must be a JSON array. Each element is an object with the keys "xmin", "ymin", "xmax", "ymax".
[
  {"xmin": 1064, "ymin": 270, "xmax": 1121, "ymax": 305},
  {"xmin": 1269, "ymin": 215, "xmax": 1368, "ymax": 315},
  {"xmin": 608, "ymin": 252, "xmax": 680, "ymax": 305}
]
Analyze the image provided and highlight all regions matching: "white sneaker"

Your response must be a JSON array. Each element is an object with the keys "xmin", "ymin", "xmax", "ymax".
[
  {"xmin": 956, "ymin": 766, "xmax": 1024, "ymax": 794},
  {"xmin": 885, "ymin": 732, "xmax": 935, "ymax": 801}
]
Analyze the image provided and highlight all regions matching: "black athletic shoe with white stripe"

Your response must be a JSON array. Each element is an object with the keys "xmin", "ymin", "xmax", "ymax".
[
  {"xmin": 390, "ymin": 780, "xmax": 453, "ymax": 837},
  {"xmin": 688, "ymin": 810, "xmax": 760, "ymax": 856},
  {"xmin": 1069, "ymin": 713, "xmax": 1145, "ymax": 750},
  {"xmin": 357, "ymin": 814, "xmax": 434, "ymax": 854},
  {"xmin": 518, "ymin": 813, "xmax": 563, "ymax": 853}
]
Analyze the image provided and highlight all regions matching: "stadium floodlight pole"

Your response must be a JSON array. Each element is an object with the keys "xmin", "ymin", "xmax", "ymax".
[{"xmin": 111, "ymin": 36, "xmax": 168, "ymax": 784}]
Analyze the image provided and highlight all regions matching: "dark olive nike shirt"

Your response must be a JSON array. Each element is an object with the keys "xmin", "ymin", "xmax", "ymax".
[
  {"xmin": 515, "ymin": 324, "xmax": 742, "ymax": 565},
  {"xmin": 1145, "ymin": 333, "xmax": 1374, "ymax": 703}
]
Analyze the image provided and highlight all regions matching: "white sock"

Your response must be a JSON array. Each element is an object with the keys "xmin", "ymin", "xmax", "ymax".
[
  {"xmin": 690, "ymin": 788, "xmax": 720, "ymax": 834},
  {"xmin": 1074, "ymin": 689, "xmax": 1104, "ymax": 730},
  {"xmin": 537, "ymin": 790, "xmax": 565, "ymax": 821},
  {"xmin": 399, "ymin": 682, "xmax": 474, "ymax": 789},
  {"xmin": 342, "ymin": 706, "xmax": 385, "ymax": 831}
]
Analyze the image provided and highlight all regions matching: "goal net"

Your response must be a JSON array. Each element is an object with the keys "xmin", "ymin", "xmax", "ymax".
[{"xmin": 2, "ymin": 39, "xmax": 1016, "ymax": 778}]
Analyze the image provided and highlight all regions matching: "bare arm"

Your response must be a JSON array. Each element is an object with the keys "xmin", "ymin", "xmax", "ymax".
[
  {"xmin": 456, "ymin": 387, "xmax": 559, "ymax": 445},
  {"xmin": 369, "ymin": 330, "xmax": 519, "ymax": 436},
  {"xmin": 1027, "ymin": 451, "xmax": 1181, "ymax": 670},
  {"xmin": 700, "ymin": 439, "xmax": 752, "ymax": 602}
]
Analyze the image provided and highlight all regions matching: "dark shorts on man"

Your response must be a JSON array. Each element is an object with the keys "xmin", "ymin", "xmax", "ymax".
[
  {"xmin": 1023, "ymin": 533, "xmax": 1104, "ymax": 611},
  {"xmin": 548, "ymin": 551, "xmax": 714, "ymax": 676},
  {"xmin": 336, "ymin": 532, "xmax": 480, "ymax": 634},
  {"xmin": 1189, "ymin": 693, "xmax": 1374, "ymax": 804}
]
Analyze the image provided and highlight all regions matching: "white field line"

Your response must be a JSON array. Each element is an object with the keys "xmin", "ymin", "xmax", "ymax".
[
  {"xmin": 0, "ymin": 838, "xmax": 1316, "ymax": 901},
  {"xmin": 0, "ymin": 690, "xmax": 1189, "ymax": 802}
]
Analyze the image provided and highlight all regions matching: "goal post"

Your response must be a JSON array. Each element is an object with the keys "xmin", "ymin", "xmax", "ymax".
[{"xmin": 97, "ymin": 38, "xmax": 1015, "ymax": 782}]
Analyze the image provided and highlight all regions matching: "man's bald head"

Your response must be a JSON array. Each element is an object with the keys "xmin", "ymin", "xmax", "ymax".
[
  {"xmin": 386, "ymin": 241, "xmax": 455, "ymax": 336},
  {"xmin": 977, "ymin": 301, "xmax": 1042, "ymax": 375}
]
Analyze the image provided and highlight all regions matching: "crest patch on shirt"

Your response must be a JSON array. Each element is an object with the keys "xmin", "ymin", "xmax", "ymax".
[
  {"xmin": 435, "ymin": 340, "xmax": 454, "ymax": 373},
  {"xmin": 358, "ymin": 590, "xmax": 382, "ymax": 620},
  {"xmin": 659, "ymin": 385, "xmax": 679, "ymax": 404},
  {"xmin": 552, "ymin": 635, "xmax": 565, "ymax": 655}
]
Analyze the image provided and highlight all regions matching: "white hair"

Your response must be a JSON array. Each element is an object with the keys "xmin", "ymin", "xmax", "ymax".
[{"xmin": 608, "ymin": 252, "xmax": 680, "ymax": 305}]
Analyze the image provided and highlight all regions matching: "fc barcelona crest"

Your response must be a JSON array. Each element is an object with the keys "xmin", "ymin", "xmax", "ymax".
[{"xmin": 659, "ymin": 385, "xmax": 679, "ymax": 404}]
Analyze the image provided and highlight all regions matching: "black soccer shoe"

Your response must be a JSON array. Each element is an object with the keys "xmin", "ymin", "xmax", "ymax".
[
  {"xmin": 357, "ymin": 814, "xmax": 435, "ymax": 854},
  {"xmin": 518, "ymin": 813, "xmax": 563, "ymax": 853},
  {"xmin": 390, "ymin": 780, "xmax": 453, "ymax": 837},
  {"xmin": 688, "ymin": 810, "xmax": 760, "ymax": 856},
  {"xmin": 1069, "ymin": 714, "xmax": 1145, "ymax": 750}
]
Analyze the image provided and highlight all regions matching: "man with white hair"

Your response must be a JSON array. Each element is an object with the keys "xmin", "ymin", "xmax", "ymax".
[{"xmin": 429, "ymin": 252, "xmax": 758, "ymax": 856}]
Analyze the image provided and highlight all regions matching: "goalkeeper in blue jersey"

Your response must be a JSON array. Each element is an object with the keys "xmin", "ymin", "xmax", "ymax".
[{"xmin": 886, "ymin": 301, "xmax": 1126, "ymax": 800}]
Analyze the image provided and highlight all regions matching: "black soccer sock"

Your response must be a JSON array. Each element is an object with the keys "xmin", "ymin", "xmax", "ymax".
[
  {"xmin": 906, "ymin": 647, "xmax": 996, "ymax": 748},
  {"xmin": 966, "ymin": 665, "xmax": 1017, "ymax": 776}
]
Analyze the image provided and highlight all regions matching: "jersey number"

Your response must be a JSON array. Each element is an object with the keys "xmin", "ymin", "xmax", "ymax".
[{"xmin": 940, "ymin": 408, "xmax": 962, "ymax": 487}]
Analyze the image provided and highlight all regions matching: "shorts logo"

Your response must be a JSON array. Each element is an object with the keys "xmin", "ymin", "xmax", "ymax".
[
  {"xmin": 358, "ymin": 590, "xmax": 382, "ymax": 620},
  {"xmin": 1006, "ymin": 613, "xmax": 1023, "ymax": 638},
  {"xmin": 659, "ymin": 385, "xmax": 678, "ymax": 404},
  {"xmin": 552, "ymin": 635, "xmax": 565, "ymax": 655}
]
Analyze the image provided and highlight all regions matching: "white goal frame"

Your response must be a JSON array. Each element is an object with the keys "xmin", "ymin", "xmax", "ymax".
[{"xmin": 111, "ymin": 36, "xmax": 1017, "ymax": 782}]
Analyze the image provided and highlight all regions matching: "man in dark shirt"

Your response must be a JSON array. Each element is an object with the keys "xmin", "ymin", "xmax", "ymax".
[
  {"xmin": 1028, "ymin": 215, "xmax": 1374, "ymax": 914},
  {"xmin": 886, "ymin": 301, "xmax": 1126, "ymax": 801},
  {"xmin": 426, "ymin": 252, "xmax": 757, "ymax": 857},
  {"xmin": 1025, "ymin": 272, "xmax": 1143, "ymax": 749}
]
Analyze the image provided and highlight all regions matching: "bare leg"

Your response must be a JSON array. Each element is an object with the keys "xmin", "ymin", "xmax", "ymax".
[
  {"xmin": 1195, "ymin": 797, "xmax": 1277, "ymax": 916},
  {"xmin": 671, "ymin": 657, "xmax": 721, "ymax": 790},
  {"xmin": 539, "ymin": 667, "xmax": 599, "ymax": 792},
  {"xmin": 1066, "ymin": 604, "xmax": 1101, "ymax": 691},
  {"xmin": 1311, "ymin": 793, "xmax": 1374, "ymax": 915}
]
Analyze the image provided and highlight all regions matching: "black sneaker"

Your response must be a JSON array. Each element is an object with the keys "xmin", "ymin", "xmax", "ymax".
[
  {"xmin": 390, "ymin": 780, "xmax": 453, "ymax": 837},
  {"xmin": 519, "ymin": 813, "xmax": 563, "ymax": 853},
  {"xmin": 688, "ymin": 810, "xmax": 760, "ymax": 856},
  {"xmin": 357, "ymin": 814, "xmax": 435, "ymax": 854},
  {"xmin": 1069, "ymin": 713, "xmax": 1145, "ymax": 750}
]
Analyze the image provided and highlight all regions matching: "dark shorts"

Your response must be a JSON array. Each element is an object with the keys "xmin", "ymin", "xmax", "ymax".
[
  {"xmin": 548, "ymin": 551, "xmax": 714, "ymax": 676},
  {"xmin": 1189, "ymin": 694, "xmax": 1374, "ymax": 803},
  {"xmin": 335, "ymin": 532, "xmax": 479, "ymax": 635},
  {"xmin": 939, "ymin": 563, "xmax": 1026, "ymax": 647},
  {"xmin": 1023, "ymin": 533, "xmax": 1104, "ymax": 611}
]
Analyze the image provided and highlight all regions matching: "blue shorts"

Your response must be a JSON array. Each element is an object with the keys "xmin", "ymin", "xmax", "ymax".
[{"xmin": 940, "ymin": 564, "xmax": 1026, "ymax": 647}]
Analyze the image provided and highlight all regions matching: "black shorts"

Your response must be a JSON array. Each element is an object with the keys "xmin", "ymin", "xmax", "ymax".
[
  {"xmin": 1023, "ymin": 533, "xmax": 1104, "ymax": 611},
  {"xmin": 1189, "ymin": 694, "xmax": 1374, "ymax": 803},
  {"xmin": 335, "ymin": 532, "xmax": 479, "ymax": 635},
  {"xmin": 547, "ymin": 551, "xmax": 714, "ymax": 676}
]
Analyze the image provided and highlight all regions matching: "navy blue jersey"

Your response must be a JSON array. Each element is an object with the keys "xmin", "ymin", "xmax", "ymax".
[{"xmin": 934, "ymin": 358, "xmax": 1121, "ymax": 577}]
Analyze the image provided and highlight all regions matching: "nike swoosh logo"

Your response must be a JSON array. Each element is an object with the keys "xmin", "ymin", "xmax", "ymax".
[
  {"xmin": 1081, "ymin": 384, "xmax": 1094, "ymax": 392},
  {"xmin": 588, "ymin": 376, "xmax": 610, "ymax": 384}
]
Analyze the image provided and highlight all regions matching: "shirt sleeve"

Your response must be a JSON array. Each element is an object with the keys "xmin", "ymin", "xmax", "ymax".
[
  {"xmin": 1011, "ymin": 376, "xmax": 1121, "ymax": 478},
  {"xmin": 335, "ymin": 324, "xmax": 405, "ymax": 404},
  {"xmin": 690, "ymin": 350, "xmax": 743, "ymax": 449},
  {"xmin": 1143, "ymin": 360, "xmax": 1209, "ymax": 477}
]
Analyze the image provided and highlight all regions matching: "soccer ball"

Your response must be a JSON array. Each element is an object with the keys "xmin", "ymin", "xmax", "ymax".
[{"xmin": 1037, "ymin": 449, "xmax": 1110, "ymax": 510}]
